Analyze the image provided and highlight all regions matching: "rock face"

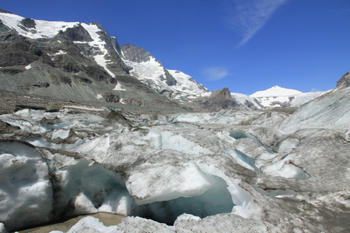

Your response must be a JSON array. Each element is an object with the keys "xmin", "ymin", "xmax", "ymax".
[
  {"xmin": 56, "ymin": 24, "xmax": 93, "ymax": 42},
  {"xmin": 337, "ymin": 71, "xmax": 350, "ymax": 88},
  {"xmin": 20, "ymin": 18, "xmax": 36, "ymax": 29},
  {"xmin": 121, "ymin": 43, "xmax": 153, "ymax": 63},
  {"xmin": 0, "ymin": 37, "xmax": 44, "ymax": 67},
  {"xmin": 121, "ymin": 44, "xmax": 209, "ymax": 102},
  {"xmin": 193, "ymin": 87, "xmax": 241, "ymax": 111},
  {"xmin": 121, "ymin": 44, "xmax": 177, "ymax": 87}
]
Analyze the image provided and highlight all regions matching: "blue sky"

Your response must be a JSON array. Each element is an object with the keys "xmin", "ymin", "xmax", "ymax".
[{"xmin": 2, "ymin": 0, "xmax": 350, "ymax": 94}]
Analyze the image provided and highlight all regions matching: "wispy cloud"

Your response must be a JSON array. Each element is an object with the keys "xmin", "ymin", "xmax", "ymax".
[
  {"xmin": 203, "ymin": 67, "xmax": 229, "ymax": 81},
  {"xmin": 225, "ymin": 0, "xmax": 289, "ymax": 47}
]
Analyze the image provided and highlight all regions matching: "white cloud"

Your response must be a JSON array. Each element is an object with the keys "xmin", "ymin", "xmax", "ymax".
[
  {"xmin": 203, "ymin": 67, "xmax": 229, "ymax": 81},
  {"xmin": 225, "ymin": 0, "xmax": 289, "ymax": 47}
]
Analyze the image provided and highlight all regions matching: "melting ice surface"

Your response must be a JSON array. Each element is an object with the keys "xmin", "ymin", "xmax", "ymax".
[
  {"xmin": 229, "ymin": 130, "xmax": 309, "ymax": 179},
  {"xmin": 229, "ymin": 130, "xmax": 274, "ymax": 153},
  {"xmin": 23, "ymin": 137, "xmax": 86, "ymax": 150},
  {"xmin": 234, "ymin": 149, "xmax": 261, "ymax": 172},
  {"xmin": 50, "ymin": 158, "xmax": 235, "ymax": 225},
  {"xmin": 229, "ymin": 130, "xmax": 271, "ymax": 172},
  {"xmin": 136, "ymin": 182, "xmax": 234, "ymax": 225},
  {"xmin": 40, "ymin": 122, "xmax": 71, "ymax": 131},
  {"xmin": 1, "ymin": 109, "xmax": 314, "ymax": 231}
]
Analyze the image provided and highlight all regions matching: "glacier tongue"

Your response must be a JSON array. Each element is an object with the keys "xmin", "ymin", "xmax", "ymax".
[{"xmin": 1, "ymin": 105, "xmax": 350, "ymax": 232}]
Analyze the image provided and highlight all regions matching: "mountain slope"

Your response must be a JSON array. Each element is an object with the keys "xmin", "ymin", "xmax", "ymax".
[
  {"xmin": 120, "ymin": 44, "xmax": 208, "ymax": 101},
  {"xmin": 0, "ymin": 11, "xmax": 187, "ymax": 112}
]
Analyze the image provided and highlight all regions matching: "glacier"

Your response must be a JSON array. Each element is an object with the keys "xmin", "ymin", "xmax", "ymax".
[{"xmin": 0, "ymin": 92, "xmax": 349, "ymax": 232}]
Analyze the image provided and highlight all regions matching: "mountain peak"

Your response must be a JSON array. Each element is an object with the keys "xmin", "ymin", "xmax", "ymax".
[
  {"xmin": 0, "ymin": 9, "xmax": 13, "ymax": 14},
  {"xmin": 336, "ymin": 71, "xmax": 350, "ymax": 89},
  {"xmin": 250, "ymin": 86, "xmax": 303, "ymax": 97}
]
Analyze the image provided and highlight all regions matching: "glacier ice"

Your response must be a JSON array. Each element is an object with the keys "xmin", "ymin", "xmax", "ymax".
[
  {"xmin": 24, "ymin": 137, "xmax": 86, "ymax": 150},
  {"xmin": 280, "ymin": 87, "xmax": 350, "ymax": 133},
  {"xmin": 65, "ymin": 216, "xmax": 120, "ymax": 233},
  {"xmin": 60, "ymin": 213, "xmax": 277, "ymax": 233},
  {"xmin": 135, "ymin": 184, "xmax": 234, "ymax": 225},
  {"xmin": 43, "ymin": 147, "xmax": 239, "ymax": 226},
  {"xmin": 0, "ymin": 141, "xmax": 53, "ymax": 231},
  {"xmin": 1, "ymin": 105, "xmax": 350, "ymax": 232},
  {"xmin": 229, "ymin": 130, "xmax": 274, "ymax": 153}
]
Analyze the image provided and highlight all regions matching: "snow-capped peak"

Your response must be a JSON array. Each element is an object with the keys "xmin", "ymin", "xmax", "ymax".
[
  {"xmin": 0, "ymin": 11, "xmax": 80, "ymax": 39},
  {"xmin": 0, "ymin": 12, "xmax": 117, "ymax": 78},
  {"xmin": 248, "ymin": 86, "xmax": 326, "ymax": 109},
  {"xmin": 250, "ymin": 86, "xmax": 303, "ymax": 97}
]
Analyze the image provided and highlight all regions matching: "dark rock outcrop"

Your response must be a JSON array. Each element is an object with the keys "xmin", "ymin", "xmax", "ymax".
[
  {"xmin": 0, "ymin": 9, "xmax": 13, "ymax": 14},
  {"xmin": 20, "ymin": 18, "xmax": 36, "ymax": 29},
  {"xmin": 336, "ymin": 71, "xmax": 350, "ymax": 89},
  {"xmin": 0, "ymin": 37, "xmax": 43, "ymax": 66},
  {"xmin": 121, "ymin": 43, "xmax": 152, "ymax": 63},
  {"xmin": 193, "ymin": 87, "xmax": 240, "ymax": 112},
  {"xmin": 57, "ymin": 24, "xmax": 93, "ymax": 42},
  {"xmin": 103, "ymin": 93, "xmax": 120, "ymax": 103}
]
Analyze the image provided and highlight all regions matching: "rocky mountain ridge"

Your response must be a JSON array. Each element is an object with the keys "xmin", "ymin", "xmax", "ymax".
[{"xmin": 120, "ymin": 43, "xmax": 209, "ymax": 101}]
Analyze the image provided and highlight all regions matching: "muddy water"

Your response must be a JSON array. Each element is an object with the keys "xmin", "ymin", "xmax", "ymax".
[{"xmin": 16, "ymin": 212, "xmax": 125, "ymax": 233}]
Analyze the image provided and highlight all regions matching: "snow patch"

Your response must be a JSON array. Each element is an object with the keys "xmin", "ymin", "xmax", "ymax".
[
  {"xmin": 81, "ymin": 24, "xmax": 116, "ymax": 78},
  {"xmin": 113, "ymin": 83, "xmax": 126, "ymax": 91},
  {"xmin": 0, "ymin": 12, "xmax": 78, "ymax": 39},
  {"xmin": 0, "ymin": 223, "xmax": 8, "ymax": 233},
  {"xmin": 52, "ymin": 50, "xmax": 67, "ymax": 56}
]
